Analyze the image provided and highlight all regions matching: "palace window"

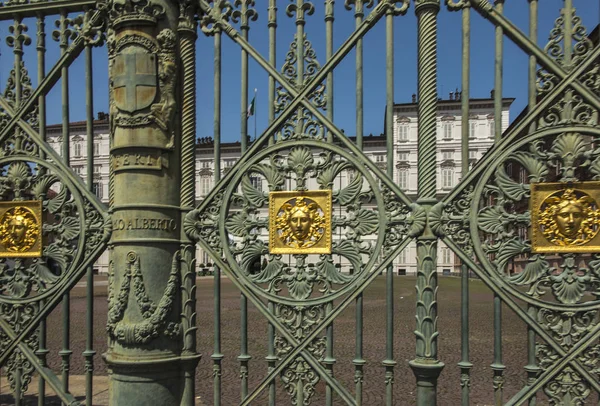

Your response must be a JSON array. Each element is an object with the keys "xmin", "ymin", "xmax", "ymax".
[
  {"xmin": 442, "ymin": 150, "xmax": 453, "ymax": 161},
  {"xmin": 441, "ymin": 247, "xmax": 451, "ymax": 264},
  {"xmin": 443, "ymin": 123, "xmax": 452, "ymax": 140},
  {"xmin": 74, "ymin": 143, "xmax": 82, "ymax": 157},
  {"xmin": 374, "ymin": 154, "xmax": 386, "ymax": 163},
  {"xmin": 250, "ymin": 176, "xmax": 263, "ymax": 191},
  {"xmin": 398, "ymin": 124, "xmax": 409, "ymax": 141},
  {"xmin": 398, "ymin": 168, "xmax": 409, "ymax": 189},
  {"xmin": 489, "ymin": 120, "xmax": 495, "ymax": 138},
  {"xmin": 398, "ymin": 152, "xmax": 409, "ymax": 162},
  {"xmin": 201, "ymin": 177, "xmax": 211, "ymax": 196},
  {"xmin": 398, "ymin": 248, "xmax": 407, "ymax": 265},
  {"xmin": 94, "ymin": 142, "xmax": 100, "ymax": 156},
  {"xmin": 469, "ymin": 121, "xmax": 477, "ymax": 139},
  {"xmin": 92, "ymin": 182, "xmax": 102, "ymax": 198},
  {"xmin": 442, "ymin": 168, "xmax": 454, "ymax": 189}
]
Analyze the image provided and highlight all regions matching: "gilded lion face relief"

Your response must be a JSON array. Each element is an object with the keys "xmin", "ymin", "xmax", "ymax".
[
  {"xmin": 0, "ymin": 202, "xmax": 43, "ymax": 257},
  {"xmin": 269, "ymin": 191, "xmax": 331, "ymax": 254},
  {"xmin": 531, "ymin": 183, "xmax": 600, "ymax": 253}
]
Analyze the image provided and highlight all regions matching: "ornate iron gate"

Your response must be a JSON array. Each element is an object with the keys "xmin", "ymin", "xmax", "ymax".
[
  {"xmin": 0, "ymin": 0, "xmax": 598, "ymax": 405},
  {"xmin": 0, "ymin": 3, "xmax": 111, "ymax": 405}
]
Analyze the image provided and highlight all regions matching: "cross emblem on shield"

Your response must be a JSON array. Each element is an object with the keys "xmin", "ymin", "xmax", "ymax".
[{"xmin": 112, "ymin": 53, "xmax": 157, "ymax": 113}]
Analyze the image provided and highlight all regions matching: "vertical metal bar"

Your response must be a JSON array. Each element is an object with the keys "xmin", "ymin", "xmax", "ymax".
[
  {"xmin": 324, "ymin": 5, "xmax": 336, "ymax": 402},
  {"xmin": 563, "ymin": 0, "xmax": 573, "ymax": 66},
  {"xmin": 240, "ymin": 3, "xmax": 249, "ymax": 152},
  {"xmin": 383, "ymin": 8, "xmax": 396, "ymax": 406},
  {"xmin": 493, "ymin": 0, "xmax": 504, "ymax": 142},
  {"xmin": 410, "ymin": 1, "xmax": 444, "ymax": 405},
  {"xmin": 294, "ymin": 0, "xmax": 307, "ymax": 137},
  {"xmin": 83, "ymin": 17, "xmax": 95, "ymax": 405},
  {"xmin": 354, "ymin": 1, "xmax": 365, "ymax": 149},
  {"xmin": 492, "ymin": 294, "xmax": 505, "ymax": 405},
  {"xmin": 13, "ymin": 17, "xmax": 23, "ymax": 107},
  {"xmin": 15, "ymin": 367, "xmax": 22, "ymax": 406},
  {"xmin": 325, "ymin": 0, "xmax": 333, "ymax": 143},
  {"xmin": 525, "ymin": 2, "xmax": 540, "ymax": 403},
  {"xmin": 237, "ymin": 3, "xmax": 254, "ymax": 400},
  {"xmin": 354, "ymin": 293, "xmax": 364, "ymax": 405},
  {"xmin": 324, "ymin": 302, "xmax": 335, "ymax": 406},
  {"xmin": 458, "ymin": 5, "xmax": 472, "ymax": 406},
  {"xmin": 35, "ymin": 13, "xmax": 48, "ymax": 406},
  {"xmin": 491, "ymin": 3, "xmax": 505, "ymax": 400},
  {"xmin": 212, "ymin": 26, "xmax": 223, "ymax": 406},
  {"xmin": 37, "ymin": 316, "xmax": 48, "ymax": 406},
  {"xmin": 57, "ymin": 11, "xmax": 72, "ymax": 404},
  {"xmin": 460, "ymin": 5, "xmax": 470, "ymax": 179},
  {"xmin": 266, "ymin": 301, "xmax": 277, "ymax": 405},
  {"xmin": 37, "ymin": 13, "xmax": 46, "ymax": 146},
  {"xmin": 459, "ymin": 264, "xmax": 471, "ymax": 405},
  {"xmin": 268, "ymin": 0, "xmax": 277, "ymax": 146},
  {"xmin": 178, "ymin": 4, "xmax": 199, "ymax": 404},
  {"xmin": 266, "ymin": 9, "xmax": 278, "ymax": 398}
]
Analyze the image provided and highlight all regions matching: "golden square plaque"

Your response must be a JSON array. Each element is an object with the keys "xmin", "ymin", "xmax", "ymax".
[
  {"xmin": 531, "ymin": 182, "xmax": 600, "ymax": 253},
  {"xmin": 0, "ymin": 201, "xmax": 43, "ymax": 258},
  {"xmin": 269, "ymin": 190, "xmax": 332, "ymax": 254}
]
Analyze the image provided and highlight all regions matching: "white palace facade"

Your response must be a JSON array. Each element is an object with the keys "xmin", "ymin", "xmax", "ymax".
[{"xmin": 47, "ymin": 95, "xmax": 513, "ymax": 274}]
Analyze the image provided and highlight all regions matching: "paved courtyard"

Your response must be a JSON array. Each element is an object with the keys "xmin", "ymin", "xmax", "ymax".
[{"xmin": 0, "ymin": 275, "xmax": 581, "ymax": 405}]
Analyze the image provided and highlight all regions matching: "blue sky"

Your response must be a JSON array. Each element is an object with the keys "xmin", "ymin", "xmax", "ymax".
[{"xmin": 0, "ymin": 0, "xmax": 598, "ymax": 143}]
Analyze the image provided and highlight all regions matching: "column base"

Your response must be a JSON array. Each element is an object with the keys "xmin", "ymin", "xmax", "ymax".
[
  {"xmin": 409, "ymin": 359, "xmax": 445, "ymax": 406},
  {"xmin": 105, "ymin": 353, "xmax": 201, "ymax": 406}
]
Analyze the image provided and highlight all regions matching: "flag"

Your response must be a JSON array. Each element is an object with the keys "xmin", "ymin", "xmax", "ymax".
[{"xmin": 247, "ymin": 96, "xmax": 255, "ymax": 118}]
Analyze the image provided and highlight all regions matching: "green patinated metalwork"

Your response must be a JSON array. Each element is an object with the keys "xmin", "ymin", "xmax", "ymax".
[{"xmin": 0, "ymin": 0, "xmax": 597, "ymax": 405}]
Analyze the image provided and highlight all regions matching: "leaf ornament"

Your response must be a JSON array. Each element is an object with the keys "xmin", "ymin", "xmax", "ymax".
[
  {"xmin": 552, "ymin": 132, "xmax": 589, "ymax": 168},
  {"xmin": 494, "ymin": 238, "xmax": 529, "ymax": 272},
  {"xmin": 316, "ymin": 257, "xmax": 353, "ymax": 285},
  {"xmin": 478, "ymin": 206, "xmax": 506, "ymax": 234},
  {"xmin": 336, "ymin": 171, "xmax": 362, "ymax": 205},
  {"xmin": 333, "ymin": 240, "xmax": 363, "ymax": 274},
  {"xmin": 509, "ymin": 255, "xmax": 549, "ymax": 298},
  {"xmin": 495, "ymin": 166, "xmax": 529, "ymax": 201},
  {"xmin": 550, "ymin": 256, "xmax": 590, "ymax": 304},
  {"xmin": 511, "ymin": 151, "xmax": 548, "ymax": 182},
  {"xmin": 287, "ymin": 272, "xmax": 313, "ymax": 300},
  {"xmin": 240, "ymin": 241, "xmax": 266, "ymax": 274},
  {"xmin": 225, "ymin": 211, "xmax": 248, "ymax": 237},
  {"xmin": 287, "ymin": 146, "xmax": 314, "ymax": 178},
  {"xmin": 316, "ymin": 160, "xmax": 348, "ymax": 190},
  {"xmin": 251, "ymin": 163, "xmax": 285, "ymax": 190},
  {"xmin": 45, "ymin": 186, "xmax": 67, "ymax": 214},
  {"xmin": 352, "ymin": 209, "xmax": 379, "ymax": 236},
  {"xmin": 241, "ymin": 175, "xmax": 266, "ymax": 207},
  {"xmin": 251, "ymin": 259, "xmax": 284, "ymax": 284}
]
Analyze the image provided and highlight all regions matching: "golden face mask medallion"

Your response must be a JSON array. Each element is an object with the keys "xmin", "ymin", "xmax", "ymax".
[
  {"xmin": 0, "ymin": 201, "xmax": 43, "ymax": 257},
  {"xmin": 531, "ymin": 183, "xmax": 600, "ymax": 253},
  {"xmin": 269, "ymin": 191, "xmax": 331, "ymax": 254}
]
